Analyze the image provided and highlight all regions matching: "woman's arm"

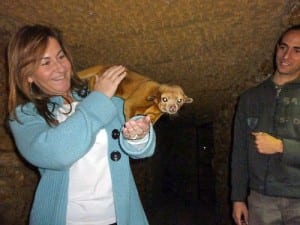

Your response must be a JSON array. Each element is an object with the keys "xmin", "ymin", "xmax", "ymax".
[{"xmin": 10, "ymin": 92, "xmax": 117, "ymax": 170}]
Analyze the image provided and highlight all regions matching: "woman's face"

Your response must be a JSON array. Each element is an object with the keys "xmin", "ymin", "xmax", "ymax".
[{"xmin": 27, "ymin": 37, "xmax": 72, "ymax": 97}]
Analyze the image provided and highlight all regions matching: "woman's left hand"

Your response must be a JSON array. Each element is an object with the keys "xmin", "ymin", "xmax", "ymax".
[{"xmin": 122, "ymin": 116, "xmax": 151, "ymax": 140}]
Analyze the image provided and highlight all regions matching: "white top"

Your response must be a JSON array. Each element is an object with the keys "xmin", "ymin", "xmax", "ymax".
[
  {"xmin": 57, "ymin": 101, "xmax": 148, "ymax": 225},
  {"xmin": 57, "ymin": 102, "xmax": 116, "ymax": 225}
]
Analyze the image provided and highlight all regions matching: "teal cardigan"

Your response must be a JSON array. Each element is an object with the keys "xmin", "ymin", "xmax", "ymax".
[{"xmin": 9, "ymin": 91, "xmax": 156, "ymax": 225}]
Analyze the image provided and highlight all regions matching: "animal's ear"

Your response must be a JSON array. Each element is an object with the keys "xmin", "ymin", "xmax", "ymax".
[
  {"xmin": 147, "ymin": 96, "xmax": 155, "ymax": 101},
  {"xmin": 184, "ymin": 96, "xmax": 193, "ymax": 104},
  {"xmin": 147, "ymin": 95, "xmax": 161, "ymax": 104},
  {"xmin": 147, "ymin": 87, "xmax": 161, "ymax": 103}
]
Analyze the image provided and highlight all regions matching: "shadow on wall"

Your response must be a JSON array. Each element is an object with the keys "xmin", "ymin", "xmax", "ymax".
[{"xmin": 143, "ymin": 116, "xmax": 217, "ymax": 225}]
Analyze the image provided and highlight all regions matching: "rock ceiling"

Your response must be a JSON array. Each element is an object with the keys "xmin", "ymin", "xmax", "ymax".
[{"xmin": 1, "ymin": 0, "xmax": 299, "ymax": 124}]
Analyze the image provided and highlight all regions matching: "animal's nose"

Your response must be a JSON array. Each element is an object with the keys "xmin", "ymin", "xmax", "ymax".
[{"xmin": 169, "ymin": 105, "xmax": 178, "ymax": 112}]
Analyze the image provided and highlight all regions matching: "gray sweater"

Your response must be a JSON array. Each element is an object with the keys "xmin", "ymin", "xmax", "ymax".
[{"xmin": 231, "ymin": 76, "xmax": 300, "ymax": 201}]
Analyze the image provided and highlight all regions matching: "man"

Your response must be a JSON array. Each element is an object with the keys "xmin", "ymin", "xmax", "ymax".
[{"xmin": 231, "ymin": 24, "xmax": 300, "ymax": 225}]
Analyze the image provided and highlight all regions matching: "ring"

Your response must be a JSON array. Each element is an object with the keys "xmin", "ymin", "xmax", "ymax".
[{"xmin": 131, "ymin": 134, "xmax": 138, "ymax": 140}]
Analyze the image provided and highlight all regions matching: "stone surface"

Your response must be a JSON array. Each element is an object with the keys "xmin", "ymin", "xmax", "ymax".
[{"xmin": 1, "ymin": 0, "xmax": 297, "ymax": 123}]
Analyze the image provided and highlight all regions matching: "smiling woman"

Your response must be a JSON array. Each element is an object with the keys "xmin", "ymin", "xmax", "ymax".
[
  {"xmin": 27, "ymin": 38, "xmax": 72, "ymax": 98},
  {"xmin": 7, "ymin": 25, "xmax": 85, "ymax": 125},
  {"xmin": 6, "ymin": 24, "xmax": 156, "ymax": 225}
]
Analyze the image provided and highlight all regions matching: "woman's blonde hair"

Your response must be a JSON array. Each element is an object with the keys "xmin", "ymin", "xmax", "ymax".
[{"xmin": 7, "ymin": 24, "xmax": 87, "ymax": 125}]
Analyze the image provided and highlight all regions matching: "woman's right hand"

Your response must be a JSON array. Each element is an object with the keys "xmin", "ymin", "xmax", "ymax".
[{"xmin": 94, "ymin": 65, "xmax": 127, "ymax": 98}]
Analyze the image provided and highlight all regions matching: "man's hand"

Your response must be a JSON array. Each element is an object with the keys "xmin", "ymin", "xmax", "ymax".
[
  {"xmin": 232, "ymin": 201, "xmax": 248, "ymax": 225},
  {"xmin": 252, "ymin": 132, "xmax": 283, "ymax": 154}
]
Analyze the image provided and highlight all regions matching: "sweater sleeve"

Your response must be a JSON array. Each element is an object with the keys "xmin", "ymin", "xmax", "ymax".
[
  {"xmin": 231, "ymin": 95, "xmax": 249, "ymax": 202},
  {"xmin": 9, "ymin": 91, "xmax": 118, "ymax": 170},
  {"xmin": 281, "ymin": 139, "xmax": 300, "ymax": 168}
]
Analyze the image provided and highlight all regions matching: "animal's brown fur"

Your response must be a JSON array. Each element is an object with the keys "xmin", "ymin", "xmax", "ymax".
[{"xmin": 78, "ymin": 65, "xmax": 193, "ymax": 124}]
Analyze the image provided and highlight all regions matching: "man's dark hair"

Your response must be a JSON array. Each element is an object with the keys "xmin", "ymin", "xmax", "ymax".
[{"xmin": 277, "ymin": 24, "xmax": 300, "ymax": 45}]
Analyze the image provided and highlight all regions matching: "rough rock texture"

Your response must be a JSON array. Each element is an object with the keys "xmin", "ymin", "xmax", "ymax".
[
  {"xmin": 0, "ymin": 0, "xmax": 293, "ymax": 122},
  {"xmin": 0, "ymin": 1, "xmax": 300, "ymax": 224}
]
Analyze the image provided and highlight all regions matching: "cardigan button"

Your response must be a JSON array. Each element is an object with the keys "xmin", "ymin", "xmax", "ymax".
[
  {"xmin": 112, "ymin": 129, "xmax": 120, "ymax": 139},
  {"xmin": 111, "ymin": 151, "xmax": 121, "ymax": 161}
]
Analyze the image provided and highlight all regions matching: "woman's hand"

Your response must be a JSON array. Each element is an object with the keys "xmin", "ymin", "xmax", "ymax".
[
  {"xmin": 94, "ymin": 65, "xmax": 127, "ymax": 98},
  {"xmin": 122, "ymin": 116, "xmax": 151, "ymax": 140}
]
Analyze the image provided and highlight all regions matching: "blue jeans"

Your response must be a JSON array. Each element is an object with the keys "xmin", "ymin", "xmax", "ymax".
[{"xmin": 248, "ymin": 190, "xmax": 300, "ymax": 225}]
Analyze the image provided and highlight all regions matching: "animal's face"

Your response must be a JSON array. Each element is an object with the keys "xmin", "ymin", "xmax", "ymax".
[{"xmin": 148, "ymin": 84, "xmax": 193, "ymax": 114}]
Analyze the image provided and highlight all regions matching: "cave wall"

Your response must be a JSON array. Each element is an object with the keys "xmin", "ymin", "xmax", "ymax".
[
  {"xmin": 0, "ymin": 0, "xmax": 292, "ymax": 121},
  {"xmin": 0, "ymin": 41, "xmax": 38, "ymax": 224}
]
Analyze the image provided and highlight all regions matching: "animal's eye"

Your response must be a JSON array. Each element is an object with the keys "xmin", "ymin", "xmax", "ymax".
[
  {"xmin": 177, "ymin": 98, "xmax": 183, "ymax": 103},
  {"xmin": 162, "ymin": 97, "xmax": 168, "ymax": 102}
]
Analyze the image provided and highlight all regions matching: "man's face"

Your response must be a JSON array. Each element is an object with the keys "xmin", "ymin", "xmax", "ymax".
[{"xmin": 276, "ymin": 30, "xmax": 300, "ymax": 78}]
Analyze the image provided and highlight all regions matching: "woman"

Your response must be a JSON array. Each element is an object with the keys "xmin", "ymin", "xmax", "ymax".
[{"xmin": 7, "ymin": 24, "xmax": 156, "ymax": 225}]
